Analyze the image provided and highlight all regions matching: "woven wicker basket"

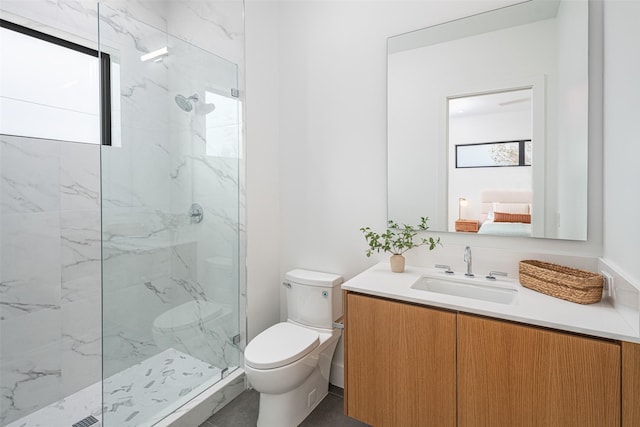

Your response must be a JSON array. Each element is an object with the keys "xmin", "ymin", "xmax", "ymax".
[{"xmin": 518, "ymin": 260, "xmax": 604, "ymax": 304}]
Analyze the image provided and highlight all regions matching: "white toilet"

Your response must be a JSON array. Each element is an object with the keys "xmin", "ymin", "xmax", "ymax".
[{"xmin": 244, "ymin": 269, "xmax": 343, "ymax": 427}]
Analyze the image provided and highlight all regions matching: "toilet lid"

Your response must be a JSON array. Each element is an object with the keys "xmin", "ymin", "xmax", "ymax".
[
  {"xmin": 245, "ymin": 322, "xmax": 319, "ymax": 369},
  {"xmin": 153, "ymin": 300, "xmax": 224, "ymax": 333}
]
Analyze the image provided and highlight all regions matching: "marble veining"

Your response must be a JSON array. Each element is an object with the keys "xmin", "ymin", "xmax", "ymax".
[
  {"xmin": 172, "ymin": 278, "xmax": 208, "ymax": 303},
  {"xmin": 144, "ymin": 280, "xmax": 172, "ymax": 304},
  {"xmin": 1, "ymin": 212, "xmax": 62, "ymax": 320},
  {"xmin": 59, "ymin": 142, "xmax": 100, "ymax": 211},
  {"xmin": 166, "ymin": 0, "xmax": 245, "ymax": 66},
  {"xmin": 0, "ymin": 135, "xmax": 101, "ymax": 423},
  {"xmin": 182, "ymin": 2, "xmax": 239, "ymax": 40},
  {"xmin": 160, "ymin": 369, "xmax": 245, "ymax": 426},
  {"xmin": 0, "ymin": 300, "xmax": 58, "ymax": 320},
  {"xmin": 60, "ymin": 212, "xmax": 101, "ymax": 304},
  {"xmin": 0, "ymin": 137, "xmax": 60, "ymax": 214},
  {"xmin": 0, "ymin": 0, "xmax": 98, "ymax": 46},
  {"xmin": 170, "ymin": 160, "xmax": 187, "ymax": 179},
  {"xmin": 1, "ymin": 355, "xmax": 62, "ymax": 426},
  {"xmin": 98, "ymin": 6, "xmax": 157, "ymax": 54}
]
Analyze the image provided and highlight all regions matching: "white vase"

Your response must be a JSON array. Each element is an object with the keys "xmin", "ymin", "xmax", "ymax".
[{"xmin": 390, "ymin": 254, "xmax": 405, "ymax": 273}]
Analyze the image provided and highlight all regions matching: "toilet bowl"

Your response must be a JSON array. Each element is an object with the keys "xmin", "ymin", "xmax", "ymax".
[
  {"xmin": 245, "ymin": 322, "xmax": 341, "ymax": 427},
  {"xmin": 244, "ymin": 269, "xmax": 343, "ymax": 427},
  {"xmin": 152, "ymin": 299, "xmax": 232, "ymax": 367}
]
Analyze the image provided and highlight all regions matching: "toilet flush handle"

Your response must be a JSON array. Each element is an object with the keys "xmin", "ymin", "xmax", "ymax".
[
  {"xmin": 333, "ymin": 315, "xmax": 344, "ymax": 330},
  {"xmin": 282, "ymin": 282, "xmax": 291, "ymax": 288}
]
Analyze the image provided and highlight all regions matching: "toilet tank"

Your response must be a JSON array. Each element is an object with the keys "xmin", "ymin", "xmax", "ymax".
[{"xmin": 284, "ymin": 269, "xmax": 343, "ymax": 329}]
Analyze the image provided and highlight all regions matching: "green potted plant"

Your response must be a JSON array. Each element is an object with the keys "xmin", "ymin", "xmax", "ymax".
[{"xmin": 360, "ymin": 217, "xmax": 441, "ymax": 272}]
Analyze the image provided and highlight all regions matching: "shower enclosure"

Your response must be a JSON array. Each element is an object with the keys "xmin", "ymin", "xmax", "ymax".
[
  {"xmin": 0, "ymin": 1, "xmax": 244, "ymax": 426},
  {"xmin": 100, "ymin": 3, "xmax": 243, "ymax": 425}
]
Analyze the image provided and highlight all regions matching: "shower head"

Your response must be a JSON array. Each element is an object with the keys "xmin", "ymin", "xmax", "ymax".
[
  {"xmin": 174, "ymin": 93, "xmax": 216, "ymax": 115},
  {"xmin": 175, "ymin": 94, "xmax": 195, "ymax": 112},
  {"xmin": 196, "ymin": 102, "xmax": 216, "ymax": 115}
]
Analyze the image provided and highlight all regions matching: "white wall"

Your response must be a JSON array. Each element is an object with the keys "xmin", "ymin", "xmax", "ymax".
[
  {"xmin": 555, "ymin": 0, "xmax": 589, "ymax": 240},
  {"xmin": 244, "ymin": 0, "xmax": 604, "ymax": 302},
  {"xmin": 274, "ymin": 0, "xmax": 582, "ymax": 287},
  {"xmin": 244, "ymin": 0, "xmax": 640, "ymax": 386},
  {"xmin": 603, "ymin": 0, "xmax": 640, "ymax": 285},
  {"xmin": 245, "ymin": 2, "xmax": 282, "ymax": 340}
]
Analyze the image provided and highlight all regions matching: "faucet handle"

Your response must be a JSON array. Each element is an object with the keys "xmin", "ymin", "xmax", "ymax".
[
  {"xmin": 435, "ymin": 264, "xmax": 454, "ymax": 274},
  {"xmin": 486, "ymin": 271, "xmax": 508, "ymax": 280}
]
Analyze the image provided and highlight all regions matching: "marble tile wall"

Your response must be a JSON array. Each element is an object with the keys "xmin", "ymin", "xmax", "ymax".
[
  {"xmin": 0, "ymin": 135, "xmax": 101, "ymax": 426},
  {"xmin": 0, "ymin": 3, "xmax": 104, "ymax": 423}
]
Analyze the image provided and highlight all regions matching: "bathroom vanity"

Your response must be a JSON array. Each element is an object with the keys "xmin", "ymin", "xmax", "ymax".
[{"xmin": 342, "ymin": 263, "xmax": 640, "ymax": 427}]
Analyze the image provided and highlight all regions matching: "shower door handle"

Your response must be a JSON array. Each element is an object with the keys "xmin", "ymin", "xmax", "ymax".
[{"xmin": 188, "ymin": 203, "xmax": 204, "ymax": 224}]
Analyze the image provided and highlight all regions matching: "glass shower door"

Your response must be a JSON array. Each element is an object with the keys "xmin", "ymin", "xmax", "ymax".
[{"xmin": 99, "ymin": 4, "xmax": 241, "ymax": 426}]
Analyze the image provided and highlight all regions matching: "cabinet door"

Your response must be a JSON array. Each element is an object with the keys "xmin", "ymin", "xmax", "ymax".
[
  {"xmin": 458, "ymin": 314, "xmax": 621, "ymax": 427},
  {"xmin": 622, "ymin": 341, "xmax": 640, "ymax": 427},
  {"xmin": 345, "ymin": 292, "xmax": 456, "ymax": 427}
]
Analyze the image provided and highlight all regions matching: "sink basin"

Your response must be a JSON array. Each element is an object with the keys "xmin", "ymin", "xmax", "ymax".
[{"xmin": 410, "ymin": 275, "xmax": 518, "ymax": 304}]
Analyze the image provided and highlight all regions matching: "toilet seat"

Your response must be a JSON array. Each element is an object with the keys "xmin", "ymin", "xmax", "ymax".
[
  {"xmin": 153, "ymin": 300, "xmax": 223, "ymax": 333},
  {"xmin": 245, "ymin": 322, "xmax": 319, "ymax": 370}
]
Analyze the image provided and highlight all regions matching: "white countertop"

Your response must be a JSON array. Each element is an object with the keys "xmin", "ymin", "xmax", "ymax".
[{"xmin": 342, "ymin": 262, "xmax": 640, "ymax": 344}]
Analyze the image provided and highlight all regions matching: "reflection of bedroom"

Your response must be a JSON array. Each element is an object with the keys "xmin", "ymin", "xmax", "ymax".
[{"xmin": 448, "ymin": 89, "xmax": 533, "ymax": 236}]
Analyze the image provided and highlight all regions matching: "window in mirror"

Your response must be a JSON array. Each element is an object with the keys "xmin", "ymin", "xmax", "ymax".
[{"xmin": 456, "ymin": 140, "xmax": 532, "ymax": 168}]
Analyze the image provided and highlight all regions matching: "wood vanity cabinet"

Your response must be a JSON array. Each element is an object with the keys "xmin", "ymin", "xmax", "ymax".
[
  {"xmin": 457, "ymin": 314, "xmax": 620, "ymax": 427},
  {"xmin": 344, "ymin": 291, "xmax": 640, "ymax": 427},
  {"xmin": 344, "ymin": 292, "xmax": 457, "ymax": 427}
]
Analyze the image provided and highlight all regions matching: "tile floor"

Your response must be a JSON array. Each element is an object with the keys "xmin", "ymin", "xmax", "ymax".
[{"xmin": 200, "ymin": 386, "xmax": 370, "ymax": 427}]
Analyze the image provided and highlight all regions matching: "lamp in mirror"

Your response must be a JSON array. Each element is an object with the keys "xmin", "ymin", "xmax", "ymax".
[{"xmin": 458, "ymin": 197, "xmax": 468, "ymax": 220}]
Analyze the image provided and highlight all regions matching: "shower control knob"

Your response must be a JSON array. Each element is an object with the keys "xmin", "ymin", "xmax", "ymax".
[{"xmin": 188, "ymin": 203, "xmax": 204, "ymax": 224}]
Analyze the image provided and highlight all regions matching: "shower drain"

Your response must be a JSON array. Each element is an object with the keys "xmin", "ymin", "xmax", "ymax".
[{"xmin": 72, "ymin": 415, "xmax": 99, "ymax": 427}]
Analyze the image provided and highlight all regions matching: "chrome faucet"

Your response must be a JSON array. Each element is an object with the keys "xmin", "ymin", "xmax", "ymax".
[
  {"xmin": 486, "ymin": 271, "xmax": 508, "ymax": 280},
  {"xmin": 435, "ymin": 264, "xmax": 454, "ymax": 274},
  {"xmin": 463, "ymin": 246, "xmax": 473, "ymax": 277}
]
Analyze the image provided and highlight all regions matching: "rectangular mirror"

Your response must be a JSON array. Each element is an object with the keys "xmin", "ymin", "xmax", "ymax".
[{"xmin": 387, "ymin": 0, "xmax": 589, "ymax": 240}]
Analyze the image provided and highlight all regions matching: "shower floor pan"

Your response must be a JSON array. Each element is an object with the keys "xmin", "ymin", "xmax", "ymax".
[{"xmin": 7, "ymin": 348, "xmax": 232, "ymax": 427}]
